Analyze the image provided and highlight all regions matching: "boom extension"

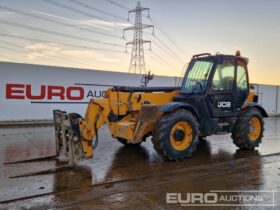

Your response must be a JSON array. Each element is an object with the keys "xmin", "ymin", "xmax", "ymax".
[{"xmin": 53, "ymin": 87, "xmax": 180, "ymax": 162}]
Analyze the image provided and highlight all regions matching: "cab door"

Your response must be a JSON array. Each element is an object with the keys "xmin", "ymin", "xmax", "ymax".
[
  {"xmin": 207, "ymin": 59, "xmax": 236, "ymax": 117},
  {"xmin": 235, "ymin": 63, "xmax": 249, "ymax": 109}
]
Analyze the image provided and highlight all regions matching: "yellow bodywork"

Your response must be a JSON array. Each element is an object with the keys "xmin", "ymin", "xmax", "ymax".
[
  {"xmin": 78, "ymin": 87, "xmax": 257, "ymax": 158},
  {"xmin": 79, "ymin": 88, "xmax": 179, "ymax": 158},
  {"xmin": 244, "ymin": 91, "xmax": 256, "ymax": 103}
]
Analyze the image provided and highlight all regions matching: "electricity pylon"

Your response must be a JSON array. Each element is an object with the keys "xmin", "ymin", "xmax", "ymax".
[{"xmin": 123, "ymin": 1, "xmax": 154, "ymax": 74}]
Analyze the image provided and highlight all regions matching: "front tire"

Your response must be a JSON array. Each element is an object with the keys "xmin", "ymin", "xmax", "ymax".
[
  {"xmin": 152, "ymin": 109, "xmax": 199, "ymax": 161},
  {"xmin": 231, "ymin": 108, "xmax": 264, "ymax": 150}
]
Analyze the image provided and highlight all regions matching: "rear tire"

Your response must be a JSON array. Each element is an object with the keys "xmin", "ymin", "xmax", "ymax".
[
  {"xmin": 231, "ymin": 108, "xmax": 264, "ymax": 150},
  {"xmin": 152, "ymin": 109, "xmax": 199, "ymax": 161}
]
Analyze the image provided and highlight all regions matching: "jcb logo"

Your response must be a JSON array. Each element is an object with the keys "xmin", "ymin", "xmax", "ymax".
[{"xmin": 217, "ymin": 101, "xmax": 231, "ymax": 108}]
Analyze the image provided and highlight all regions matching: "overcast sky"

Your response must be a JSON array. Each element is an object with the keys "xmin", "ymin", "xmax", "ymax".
[{"xmin": 0, "ymin": 0, "xmax": 279, "ymax": 85}]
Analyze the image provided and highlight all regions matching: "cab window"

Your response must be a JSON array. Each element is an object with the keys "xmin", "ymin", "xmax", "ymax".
[
  {"xmin": 236, "ymin": 65, "xmax": 249, "ymax": 107},
  {"xmin": 211, "ymin": 61, "xmax": 235, "ymax": 91},
  {"xmin": 181, "ymin": 60, "xmax": 213, "ymax": 94},
  {"xmin": 236, "ymin": 65, "xmax": 248, "ymax": 91}
]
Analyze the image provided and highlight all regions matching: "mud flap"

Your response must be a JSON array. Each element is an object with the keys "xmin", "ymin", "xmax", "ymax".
[{"xmin": 53, "ymin": 110, "xmax": 85, "ymax": 163}]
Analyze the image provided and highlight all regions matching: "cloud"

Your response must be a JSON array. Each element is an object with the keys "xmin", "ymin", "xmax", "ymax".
[
  {"xmin": 211, "ymin": 43, "xmax": 242, "ymax": 52},
  {"xmin": 25, "ymin": 43, "xmax": 61, "ymax": 60},
  {"xmin": 61, "ymin": 50, "xmax": 119, "ymax": 63},
  {"xmin": 97, "ymin": 58, "xmax": 119, "ymax": 63},
  {"xmin": 32, "ymin": 11, "xmax": 113, "ymax": 30},
  {"xmin": 80, "ymin": 19, "xmax": 132, "ymax": 30},
  {"xmin": 0, "ymin": 11, "xmax": 16, "ymax": 18},
  {"xmin": 26, "ymin": 43, "xmax": 61, "ymax": 52},
  {"xmin": 32, "ymin": 11, "xmax": 73, "ymax": 22},
  {"xmin": 24, "ymin": 42, "xmax": 119, "ymax": 63},
  {"xmin": 61, "ymin": 49, "xmax": 102, "ymax": 58}
]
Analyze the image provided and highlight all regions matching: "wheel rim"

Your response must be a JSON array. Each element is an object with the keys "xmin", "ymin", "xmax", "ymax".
[
  {"xmin": 248, "ymin": 117, "xmax": 261, "ymax": 141},
  {"xmin": 170, "ymin": 121, "xmax": 193, "ymax": 151}
]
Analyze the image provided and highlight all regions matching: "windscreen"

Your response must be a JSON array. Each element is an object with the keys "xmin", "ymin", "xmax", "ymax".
[{"xmin": 181, "ymin": 59, "xmax": 213, "ymax": 94}]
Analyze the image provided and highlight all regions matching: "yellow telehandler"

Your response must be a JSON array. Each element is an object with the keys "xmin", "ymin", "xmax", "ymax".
[{"xmin": 53, "ymin": 52, "xmax": 268, "ymax": 162}]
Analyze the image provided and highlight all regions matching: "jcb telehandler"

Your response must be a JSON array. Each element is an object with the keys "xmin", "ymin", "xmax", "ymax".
[{"xmin": 53, "ymin": 52, "xmax": 268, "ymax": 162}]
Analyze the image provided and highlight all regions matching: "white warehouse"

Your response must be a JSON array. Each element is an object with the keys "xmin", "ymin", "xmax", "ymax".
[{"xmin": 0, "ymin": 61, "xmax": 279, "ymax": 121}]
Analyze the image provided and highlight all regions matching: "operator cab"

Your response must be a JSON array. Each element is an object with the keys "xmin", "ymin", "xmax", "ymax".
[
  {"xmin": 179, "ymin": 52, "xmax": 249, "ymax": 117},
  {"xmin": 174, "ymin": 52, "xmax": 251, "ymax": 135},
  {"xmin": 156, "ymin": 51, "xmax": 266, "ymax": 160}
]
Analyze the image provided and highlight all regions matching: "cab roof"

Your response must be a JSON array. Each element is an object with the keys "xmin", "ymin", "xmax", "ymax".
[{"xmin": 192, "ymin": 53, "xmax": 249, "ymax": 65}]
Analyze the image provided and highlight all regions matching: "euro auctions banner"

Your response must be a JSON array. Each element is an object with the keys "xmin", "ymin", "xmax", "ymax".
[{"xmin": 0, "ymin": 62, "xmax": 177, "ymax": 121}]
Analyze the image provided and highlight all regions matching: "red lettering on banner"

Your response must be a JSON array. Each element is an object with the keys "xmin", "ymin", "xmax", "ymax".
[
  {"xmin": 47, "ymin": 86, "xmax": 65, "ymax": 100},
  {"xmin": 66, "ymin": 86, "xmax": 84, "ymax": 100},
  {"xmin": 5, "ymin": 84, "xmax": 86, "ymax": 101},
  {"xmin": 26, "ymin": 84, "xmax": 46, "ymax": 100},
  {"xmin": 6, "ymin": 84, "xmax": 25, "ymax": 99}
]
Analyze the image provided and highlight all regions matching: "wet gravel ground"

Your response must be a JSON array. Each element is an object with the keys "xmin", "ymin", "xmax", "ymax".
[{"xmin": 0, "ymin": 118, "xmax": 279, "ymax": 209}]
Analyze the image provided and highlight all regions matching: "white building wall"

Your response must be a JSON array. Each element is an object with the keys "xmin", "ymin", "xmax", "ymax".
[
  {"xmin": 255, "ymin": 84, "xmax": 277, "ymax": 115},
  {"xmin": 0, "ymin": 62, "xmax": 177, "ymax": 121},
  {"xmin": 0, "ymin": 62, "xmax": 278, "ymax": 121}
]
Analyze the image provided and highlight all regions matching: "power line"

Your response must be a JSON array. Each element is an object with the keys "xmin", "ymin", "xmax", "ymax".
[
  {"xmin": 105, "ymin": 0, "xmax": 184, "ymax": 64},
  {"xmin": 0, "ymin": 41, "xmax": 95, "ymax": 68},
  {"xmin": 102, "ymin": 0, "xmax": 185, "ymax": 58},
  {"xmin": 0, "ymin": 45, "xmax": 26, "ymax": 54},
  {"xmin": 0, "ymin": 39, "xmax": 23, "ymax": 49},
  {"xmin": 153, "ymin": 34, "xmax": 184, "ymax": 60},
  {"xmin": 144, "ymin": 32, "xmax": 184, "ymax": 61},
  {"xmin": 46, "ymin": 53, "xmax": 94, "ymax": 68},
  {"xmin": 42, "ymin": 0, "xmax": 109, "ymax": 22},
  {"xmin": 0, "ymin": 45, "xmax": 57, "ymax": 65},
  {"xmin": 126, "ymin": 42, "xmax": 171, "ymax": 67},
  {"xmin": 0, "ymin": 19, "xmax": 123, "ymax": 47},
  {"xmin": 148, "ymin": 50, "xmax": 173, "ymax": 67},
  {"xmin": 0, "ymin": 5, "xmax": 121, "ymax": 39},
  {"xmin": 33, "ymin": 11, "xmax": 111, "ymax": 30},
  {"xmin": 0, "ymin": 33, "xmax": 124, "ymax": 53},
  {"xmin": 104, "ymin": 0, "xmax": 130, "ymax": 11},
  {"xmin": 144, "ymin": 33, "xmax": 180, "ymax": 61},
  {"xmin": 112, "ymin": 1, "xmax": 185, "ymax": 57},
  {"xmin": 69, "ymin": 0, "xmax": 128, "ymax": 22},
  {"xmin": 148, "ymin": 17, "xmax": 185, "ymax": 55},
  {"xmin": 147, "ymin": 54, "xmax": 170, "ymax": 67},
  {"xmin": 42, "ymin": 55, "xmax": 93, "ymax": 68}
]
